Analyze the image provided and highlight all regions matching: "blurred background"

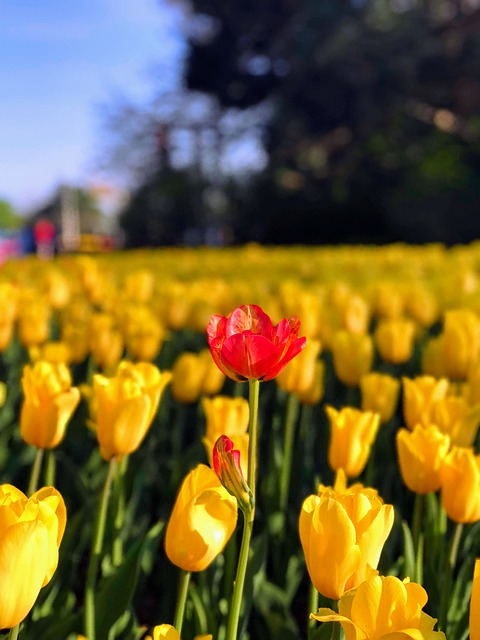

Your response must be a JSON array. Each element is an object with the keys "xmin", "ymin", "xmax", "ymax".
[{"xmin": 3, "ymin": 0, "xmax": 480, "ymax": 254}]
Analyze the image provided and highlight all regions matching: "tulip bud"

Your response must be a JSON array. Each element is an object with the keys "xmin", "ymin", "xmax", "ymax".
[
  {"xmin": 443, "ymin": 309, "xmax": 480, "ymax": 380},
  {"xmin": 213, "ymin": 435, "xmax": 253, "ymax": 514}
]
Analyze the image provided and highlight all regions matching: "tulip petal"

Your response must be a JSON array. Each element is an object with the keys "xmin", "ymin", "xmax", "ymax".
[{"xmin": 0, "ymin": 520, "xmax": 50, "ymax": 629}]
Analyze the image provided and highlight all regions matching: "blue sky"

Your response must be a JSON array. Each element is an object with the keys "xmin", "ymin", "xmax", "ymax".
[{"xmin": 0, "ymin": 0, "xmax": 185, "ymax": 213}]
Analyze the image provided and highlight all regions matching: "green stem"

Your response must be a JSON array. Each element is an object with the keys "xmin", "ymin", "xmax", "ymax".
[
  {"xmin": 44, "ymin": 449, "xmax": 56, "ymax": 487},
  {"xmin": 8, "ymin": 624, "xmax": 20, "ymax": 640},
  {"xmin": 412, "ymin": 493, "xmax": 424, "ymax": 565},
  {"xmin": 225, "ymin": 511, "xmax": 254, "ymax": 640},
  {"xmin": 247, "ymin": 378, "xmax": 260, "ymax": 502},
  {"xmin": 84, "ymin": 457, "xmax": 117, "ymax": 640},
  {"xmin": 173, "ymin": 570, "xmax": 191, "ymax": 634},
  {"xmin": 439, "ymin": 522, "xmax": 464, "ymax": 632},
  {"xmin": 112, "ymin": 455, "xmax": 129, "ymax": 567},
  {"xmin": 279, "ymin": 393, "xmax": 299, "ymax": 512},
  {"xmin": 28, "ymin": 448, "xmax": 44, "ymax": 496},
  {"xmin": 307, "ymin": 583, "xmax": 319, "ymax": 637},
  {"xmin": 189, "ymin": 582, "xmax": 209, "ymax": 634},
  {"xmin": 331, "ymin": 621, "xmax": 341, "ymax": 640}
]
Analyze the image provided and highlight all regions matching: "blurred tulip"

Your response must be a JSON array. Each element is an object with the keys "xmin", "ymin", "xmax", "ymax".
[
  {"xmin": 93, "ymin": 361, "xmax": 171, "ymax": 460},
  {"xmin": 441, "ymin": 447, "xmax": 480, "ymax": 523},
  {"xmin": 360, "ymin": 372, "xmax": 400, "ymax": 424},
  {"xmin": 331, "ymin": 330, "xmax": 373, "ymax": 387},
  {"xmin": 396, "ymin": 425, "xmax": 451, "ymax": 494},
  {"xmin": 171, "ymin": 349, "xmax": 225, "ymax": 404},
  {"xmin": 89, "ymin": 313, "xmax": 124, "ymax": 372},
  {"xmin": 325, "ymin": 406, "xmax": 380, "ymax": 478},
  {"xmin": 371, "ymin": 281, "xmax": 405, "ymax": 319},
  {"xmin": 207, "ymin": 304, "xmax": 306, "ymax": 382},
  {"xmin": 0, "ymin": 484, "xmax": 66, "ymax": 629},
  {"xmin": 299, "ymin": 474, "xmax": 394, "ymax": 599},
  {"xmin": 165, "ymin": 464, "xmax": 237, "ymax": 572},
  {"xmin": 431, "ymin": 396, "xmax": 480, "ymax": 447},
  {"xmin": 124, "ymin": 269, "xmax": 155, "ymax": 303},
  {"xmin": 20, "ymin": 361, "xmax": 80, "ymax": 449},
  {"xmin": 202, "ymin": 395, "xmax": 249, "ymax": 475},
  {"xmin": 276, "ymin": 339, "xmax": 321, "ymax": 395},
  {"xmin": 421, "ymin": 335, "xmax": 446, "ymax": 378},
  {"xmin": 339, "ymin": 294, "xmax": 370, "ymax": 335},
  {"xmin": 29, "ymin": 341, "xmax": 72, "ymax": 366},
  {"xmin": 375, "ymin": 318, "xmax": 416, "ymax": 364},
  {"xmin": 122, "ymin": 305, "xmax": 165, "ymax": 362},
  {"xmin": 470, "ymin": 559, "xmax": 480, "ymax": 640},
  {"xmin": 402, "ymin": 376, "xmax": 449, "ymax": 430},
  {"xmin": 17, "ymin": 300, "xmax": 51, "ymax": 348},
  {"xmin": 61, "ymin": 323, "xmax": 90, "ymax": 364},
  {"xmin": 311, "ymin": 574, "xmax": 445, "ymax": 640},
  {"xmin": 297, "ymin": 359, "xmax": 325, "ymax": 405},
  {"xmin": 443, "ymin": 308, "xmax": 480, "ymax": 380}
]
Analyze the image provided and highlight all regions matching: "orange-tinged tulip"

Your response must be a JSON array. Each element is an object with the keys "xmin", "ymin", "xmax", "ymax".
[
  {"xmin": 440, "ymin": 447, "xmax": 480, "ymax": 523},
  {"xmin": 396, "ymin": 425, "xmax": 451, "ymax": 494},
  {"xmin": 93, "ymin": 361, "xmax": 172, "ymax": 460},
  {"xmin": 375, "ymin": 318, "xmax": 416, "ymax": 364},
  {"xmin": 299, "ymin": 474, "xmax": 394, "ymax": 600},
  {"xmin": 470, "ymin": 559, "xmax": 480, "ymax": 640},
  {"xmin": 20, "ymin": 361, "xmax": 80, "ymax": 449},
  {"xmin": 0, "ymin": 484, "xmax": 66, "ymax": 629},
  {"xmin": 331, "ymin": 331, "xmax": 373, "ymax": 387},
  {"xmin": 276, "ymin": 339, "xmax": 321, "ymax": 396},
  {"xmin": 402, "ymin": 376, "xmax": 449, "ymax": 430},
  {"xmin": 360, "ymin": 372, "xmax": 400, "ymax": 424},
  {"xmin": 326, "ymin": 406, "xmax": 380, "ymax": 478},
  {"xmin": 164, "ymin": 464, "xmax": 237, "ymax": 572},
  {"xmin": 311, "ymin": 574, "xmax": 445, "ymax": 640}
]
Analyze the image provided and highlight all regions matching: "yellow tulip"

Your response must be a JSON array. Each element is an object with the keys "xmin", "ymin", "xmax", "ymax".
[
  {"xmin": 165, "ymin": 464, "xmax": 237, "ymax": 572},
  {"xmin": 297, "ymin": 359, "xmax": 325, "ymax": 405},
  {"xmin": 325, "ymin": 406, "xmax": 380, "ymax": 478},
  {"xmin": 147, "ymin": 625, "xmax": 213, "ymax": 640},
  {"xmin": 402, "ymin": 376, "xmax": 449, "ymax": 430},
  {"xmin": 375, "ymin": 318, "xmax": 416, "ymax": 364},
  {"xmin": 276, "ymin": 339, "xmax": 321, "ymax": 396},
  {"xmin": 0, "ymin": 484, "xmax": 66, "ymax": 629},
  {"xmin": 299, "ymin": 474, "xmax": 394, "ymax": 600},
  {"xmin": 443, "ymin": 308, "xmax": 480, "ymax": 380},
  {"xmin": 311, "ymin": 574, "xmax": 445, "ymax": 640},
  {"xmin": 396, "ymin": 425, "xmax": 451, "ymax": 494},
  {"xmin": 440, "ymin": 447, "xmax": 480, "ymax": 523},
  {"xmin": 171, "ymin": 350, "xmax": 224, "ymax": 404},
  {"xmin": 431, "ymin": 395, "xmax": 480, "ymax": 447},
  {"xmin": 20, "ymin": 361, "xmax": 80, "ymax": 449},
  {"xmin": 421, "ymin": 335, "xmax": 446, "ymax": 378},
  {"xmin": 360, "ymin": 372, "xmax": 400, "ymax": 424},
  {"xmin": 89, "ymin": 313, "xmax": 124, "ymax": 372},
  {"xmin": 122, "ymin": 306, "xmax": 165, "ymax": 362},
  {"xmin": 17, "ymin": 300, "xmax": 51, "ymax": 348},
  {"xmin": 470, "ymin": 559, "xmax": 480, "ymax": 640},
  {"xmin": 331, "ymin": 331, "xmax": 373, "ymax": 387},
  {"xmin": 93, "ymin": 361, "xmax": 172, "ymax": 460}
]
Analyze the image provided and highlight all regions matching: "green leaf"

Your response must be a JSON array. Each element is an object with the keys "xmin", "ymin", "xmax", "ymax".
[
  {"xmin": 96, "ymin": 519, "xmax": 164, "ymax": 640},
  {"xmin": 401, "ymin": 519, "xmax": 415, "ymax": 581}
]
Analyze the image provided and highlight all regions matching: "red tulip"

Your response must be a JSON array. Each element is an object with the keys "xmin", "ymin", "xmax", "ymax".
[
  {"xmin": 213, "ymin": 435, "xmax": 253, "ymax": 513},
  {"xmin": 207, "ymin": 304, "xmax": 306, "ymax": 382}
]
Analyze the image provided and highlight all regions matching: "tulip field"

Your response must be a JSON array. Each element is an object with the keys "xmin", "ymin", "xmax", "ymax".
[{"xmin": 1, "ymin": 243, "xmax": 480, "ymax": 640}]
